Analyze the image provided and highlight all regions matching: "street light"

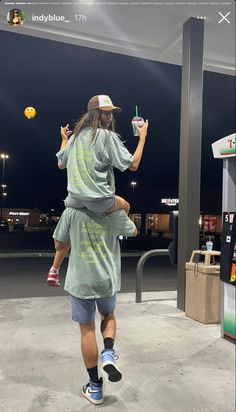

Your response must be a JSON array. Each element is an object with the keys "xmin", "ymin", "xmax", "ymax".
[
  {"xmin": 0, "ymin": 154, "xmax": 9, "ymax": 159},
  {"xmin": 130, "ymin": 181, "xmax": 137, "ymax": 192},
  {"xmin": 1, "ymin": 154, "xmax": 9, "ymax": 187},
  {"xmin": 0, "ymin": 153, "xmax": 9, "ymax": 222}
]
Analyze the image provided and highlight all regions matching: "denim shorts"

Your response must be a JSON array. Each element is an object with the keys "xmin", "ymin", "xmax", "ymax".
[
  {"xmin": 70, "ymin": 294, "xmax": 117, "ymax": 324},
  {"xmin": 65, "ymin": 194, "xmax": 115, "ymax": 215}
]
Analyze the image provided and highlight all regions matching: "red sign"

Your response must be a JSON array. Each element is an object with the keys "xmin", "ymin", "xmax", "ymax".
[{"xmin": 203, "ymin": 215, "xmax": 217, "ymax": 232}]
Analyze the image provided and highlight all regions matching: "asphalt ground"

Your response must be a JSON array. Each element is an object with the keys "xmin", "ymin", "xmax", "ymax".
[
  {"xmin": 0, "ymin": 256, "xmax": 176, "ymax": 300},
  {"xmin": 0, "ymin": 230, "xmax": 171, "ymax": 252},
  {"xmin": 0, "ymin": 229, "xmax": 221, "ymax": 253}
]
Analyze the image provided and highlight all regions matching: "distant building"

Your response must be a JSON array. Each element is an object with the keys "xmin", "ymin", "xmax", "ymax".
[
  {"xmin": 130, "ymin": 212, "xmax": 222, "ymax": 237},
  {"xmin": 1, "ymin": 208, "xmax": 42, "ymax": 227},
  {"xmin": 1, "ymin": 208, "xmax": 223, "ymax": 235}
]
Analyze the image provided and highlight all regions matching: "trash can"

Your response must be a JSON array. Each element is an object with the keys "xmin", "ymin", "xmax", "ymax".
[{"xmin": 185, "ymin": 250, "xmax": 221, "ymax": 324}]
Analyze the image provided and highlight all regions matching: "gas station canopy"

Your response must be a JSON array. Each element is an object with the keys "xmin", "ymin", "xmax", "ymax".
[{"xmin": 0, "ymin": 1, "xmax": 235, "ymax": 76}]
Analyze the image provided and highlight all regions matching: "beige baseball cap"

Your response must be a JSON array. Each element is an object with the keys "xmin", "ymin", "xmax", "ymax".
[{"xmin": 87, "ymin": 95, "xmax": 121, "ymax": 112}]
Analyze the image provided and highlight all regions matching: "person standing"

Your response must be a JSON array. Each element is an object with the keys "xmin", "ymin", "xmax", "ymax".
[{"xmin": 53, "ymin": 207, "xmax": 137, "ymax": 405}]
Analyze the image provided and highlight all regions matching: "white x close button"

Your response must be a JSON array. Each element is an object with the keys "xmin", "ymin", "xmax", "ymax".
[{"xmin": 218, "ymin": 11, "xmax": 231, "ymax": 24}]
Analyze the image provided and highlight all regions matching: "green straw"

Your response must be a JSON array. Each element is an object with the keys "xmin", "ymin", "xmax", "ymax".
[{"xmin": 135, "ymin": 105, "xmax": 138, "ymax": 117}]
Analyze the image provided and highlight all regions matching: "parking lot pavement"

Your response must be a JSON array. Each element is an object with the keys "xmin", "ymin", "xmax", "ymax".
[
  {"xmin": 0, "ymin": 256, "xmax": 177, "ymax": 299},
  {"xmin": 0, "ymin": 291, "xmax": 234, "ymax": 412}
]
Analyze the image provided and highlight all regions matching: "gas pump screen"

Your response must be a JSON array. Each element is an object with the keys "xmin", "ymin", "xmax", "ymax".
[{"xmin": 220, "ymin": 213, "xmax": 236, "ymax": 286}]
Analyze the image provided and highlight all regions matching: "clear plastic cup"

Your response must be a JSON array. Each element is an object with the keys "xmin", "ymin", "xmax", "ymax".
[
  {"xmin": 131, "ymin": 116, "xmax": 144, "ymax": 136},
  {"xmin": 206, "ymin": 240, "xmax": 213, "ymax": 251}
]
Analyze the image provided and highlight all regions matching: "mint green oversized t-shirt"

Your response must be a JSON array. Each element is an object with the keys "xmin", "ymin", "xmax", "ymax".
[
  {"xmin": 53, "ymin": 208, "xmax": 136, "ymax": 299},
  {"xmin": 56, "ymin": 128, "xmax": 133, "ymax": 200}
]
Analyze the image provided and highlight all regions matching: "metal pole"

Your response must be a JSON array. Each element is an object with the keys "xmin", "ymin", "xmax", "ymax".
[
  {"xmin": 136, "ymin": 249, "xmax": 169, "ymax": 303},
  {"xmin": 2, "ymin": 157, "xmax": 6, "ymax": 186},
  {"xmin": 177, "ymin": 18, "xmax": 204, "ymax": 311},
  {"xmin": 0, "ymin": 158, "xmax": 5, "ymax": 221},
  {"xmin": 1, "ymin": 155, "xmax": 8, "ymax": 222}
]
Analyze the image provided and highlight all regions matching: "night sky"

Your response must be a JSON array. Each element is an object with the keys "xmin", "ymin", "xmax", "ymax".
[{"xmin": 0, "ymin": 30, "xmax": 235, "ymax": 214}]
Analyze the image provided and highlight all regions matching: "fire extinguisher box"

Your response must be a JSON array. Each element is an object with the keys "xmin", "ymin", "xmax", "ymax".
[{"xmin": 185, "ymin": 250, "xmax": 221, "ymax": 324}]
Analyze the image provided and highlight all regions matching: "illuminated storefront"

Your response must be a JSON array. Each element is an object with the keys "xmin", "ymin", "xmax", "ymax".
[
  {"xmin": 145, "ymin": 214, "xmax": 170, "ymax": 236},
  {"xmin": 1, "ymin": 208, "xmax": 41, "ymax": 227},
  {"xmin": 129, "ymin": 214, "xmax": 142, "ymax": 233},
  {"xmin": 133, "ymin": 212, "xmax": 222, "ymax": 237},
  {"xmin": 202, "ymin": 215, "xmax": 222, "ymax": 233},
  {"xmin": 0, "ymin": 207, "xmax": 222, "ymax": 234}
]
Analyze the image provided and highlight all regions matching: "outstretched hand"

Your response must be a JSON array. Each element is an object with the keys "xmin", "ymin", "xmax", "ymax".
[{"xmin": 61, "ymin": 124, "xmax": 73, "ymax": 140}]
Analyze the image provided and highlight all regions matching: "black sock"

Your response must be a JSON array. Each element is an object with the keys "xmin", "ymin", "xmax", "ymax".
[
  {"xmin": 87, "ymin": 366, "xmax": 99, "ymax": 383},
  {"xmin": 104, "ymin": 337, "xmax": 114, "ymax": 350}
]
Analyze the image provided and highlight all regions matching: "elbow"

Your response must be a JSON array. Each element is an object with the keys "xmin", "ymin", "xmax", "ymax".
[
  {"xmin": 129, "ymin": 163, "xmax": 138, "ymax": 171},
  {"xmin": 58, "ymin": 163, "xmax": 65, "ymax": 170}
]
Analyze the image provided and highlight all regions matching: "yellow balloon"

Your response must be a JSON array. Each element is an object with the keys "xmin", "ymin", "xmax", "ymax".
[{"xmin": 24, "ymin": 106, "xmax": 36, "ymax": 119}]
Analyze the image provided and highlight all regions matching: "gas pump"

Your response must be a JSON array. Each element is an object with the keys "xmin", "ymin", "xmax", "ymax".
[
  {"xmin": 212, "ymin": 133, "xmax": 236, "ymax": 341},
  {"xmin": 221, "ymin": 212, "xmax": 236, "ymax": 285}
]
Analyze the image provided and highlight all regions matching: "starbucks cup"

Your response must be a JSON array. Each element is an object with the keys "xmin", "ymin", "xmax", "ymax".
[{"xmin": 132, "ymin": 116, "xmax": 144, "ymax": 136}]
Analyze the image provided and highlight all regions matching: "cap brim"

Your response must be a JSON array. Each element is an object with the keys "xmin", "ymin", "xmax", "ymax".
[{"xmin": 100, "ymin": 106, "xmax": 122, "ymax": 113}]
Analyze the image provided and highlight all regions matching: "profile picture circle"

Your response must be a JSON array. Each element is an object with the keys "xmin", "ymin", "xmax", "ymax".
[{"xmin": 7, "ymin": 9, "xmax": 25, "ymax": 27}]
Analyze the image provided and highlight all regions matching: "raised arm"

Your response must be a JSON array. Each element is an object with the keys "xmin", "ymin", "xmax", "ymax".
[
  {"xmin": 58, "ymin": 124, "xmax": 73, "ymax": 169},
  {"xmin": 129, "ymin": 120, "xmax": 148, "ymax": 171}
]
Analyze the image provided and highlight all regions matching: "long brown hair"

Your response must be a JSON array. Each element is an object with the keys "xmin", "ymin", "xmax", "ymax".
[{"xmin": 73, "ymin": 109, "xmax": 117, "ymax": 142}]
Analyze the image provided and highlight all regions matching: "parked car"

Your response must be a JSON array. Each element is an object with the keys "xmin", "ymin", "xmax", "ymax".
[{"xmin": 0, "ymin": 220, "xmax": 9, "ymax": 232}]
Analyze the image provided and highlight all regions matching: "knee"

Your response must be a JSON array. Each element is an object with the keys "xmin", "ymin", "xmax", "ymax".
[
  {"xmin": 101, "ymin": 313, "xmax": 115, "ymax": 321},
  {"xmin": 80, "ymin": 322, "xmax": 95, "ymax": 335}
]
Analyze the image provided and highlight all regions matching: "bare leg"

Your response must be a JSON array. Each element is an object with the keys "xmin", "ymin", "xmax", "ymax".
[
  {"xmin": 80, "ymin": 322, "xmax": 104, "ymax": 405},
  {"xmin": 100, "ymin": 313, "xmax": 122, "ymax": 382},
  {"xmin": 100, "ymin": 313, "xmax": 116, "ymax": 340},
  {"xmin": 106, "ymin": 195, "xmax": 130, "ymax": 215},
  {"xmin": 79, "ymin": 322, "xmax": 98, "ymax": 369}
]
